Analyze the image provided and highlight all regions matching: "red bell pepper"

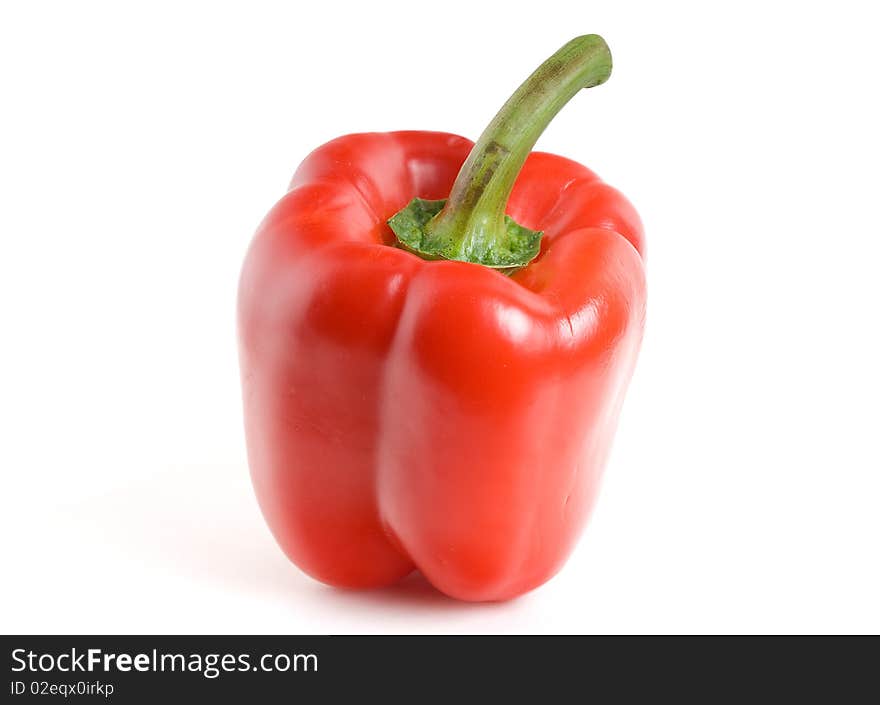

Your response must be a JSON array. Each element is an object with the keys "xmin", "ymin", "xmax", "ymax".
[{"xmin": 238, "ymin": 35, "xmax": 645, "ymax": 601}]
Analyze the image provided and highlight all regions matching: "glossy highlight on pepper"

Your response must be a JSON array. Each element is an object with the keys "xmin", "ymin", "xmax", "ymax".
[{"xmin": 238, "ymin": 35, "xmax": 646, "ymax": 601}]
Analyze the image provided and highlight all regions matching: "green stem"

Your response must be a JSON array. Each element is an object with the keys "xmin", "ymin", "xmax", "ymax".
[{"xmin": 387, "ymin": 35, "xmax": 612, "ymax": 269}]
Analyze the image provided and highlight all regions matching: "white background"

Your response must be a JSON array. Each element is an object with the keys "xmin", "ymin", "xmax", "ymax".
[{"xmin": 2, "ymin": 1, "xmax": 878, "ymax": 634}]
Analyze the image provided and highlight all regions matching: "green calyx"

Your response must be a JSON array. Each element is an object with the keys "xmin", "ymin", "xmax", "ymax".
[
  {"xmin": 388, "ymin": 198, "xmax": 543, "ymax": 269},
  {"xmin": 387, "ymin": 34, "xmax": 613, "ymax": 271}
]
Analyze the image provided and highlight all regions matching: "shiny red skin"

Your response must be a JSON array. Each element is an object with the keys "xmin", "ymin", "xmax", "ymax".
[{"xmin": 238, "ymin": 131, "xmax": 645, "ymax": 601}]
